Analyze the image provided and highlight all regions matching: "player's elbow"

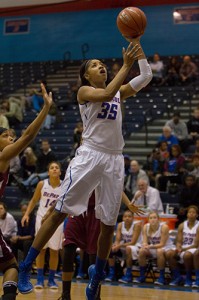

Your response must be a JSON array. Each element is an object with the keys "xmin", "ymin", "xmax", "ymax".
[{"xmin": 142, "ymin": 70, "xmax": 153, "ymax": 87}]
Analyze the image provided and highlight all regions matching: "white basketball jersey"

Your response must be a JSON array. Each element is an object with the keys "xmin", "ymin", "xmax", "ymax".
[
  {"xmin": 79, "ymin": 90, "xmax": 124, "ymax": 154},
  {"xmin": 146, "ymin": 223, "xmax": 173, "ymax": 247},
  {"xmin": 37, "ymin": 179, "xmax": 62, "ymax": 218},
  {"xmin": 121, "ymin": 221, "xmax": 142, "ymax": 244},
  {"xmin": 182, "ymin": 220, "xmax": 199, "ymax": 247}
]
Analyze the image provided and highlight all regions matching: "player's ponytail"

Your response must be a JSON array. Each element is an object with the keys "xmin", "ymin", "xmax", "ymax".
[{"xmin": 79, "ymin": 60, "xmax": 91, "ymax": 86}]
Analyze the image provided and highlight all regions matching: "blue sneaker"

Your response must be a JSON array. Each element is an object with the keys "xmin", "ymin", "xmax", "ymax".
[
  {"xmin": 118, "ymin": 274, "xmax": 132, "ymax": 283},
  {"xmin": 85, "ymin": 265, "xmax": 105, "ymax": 300},
  {"xmin": 192, "ymin": 279, "xmax": 199, "ymax": 288},
  {"xmin": 133, "ymin": 276, "xmax": 145, "ymax": 284},
  {"xmin": 169, "ymin": 276, "xmax": 183, "ymax": 286},
  {"xmin": 76, "ymin": 272, "xmax": 86, "ymax": 279},
  {"xmin": 34, "ymin": 277, "xmax": 44, "ymax": 289},
  {"xmin": 47, "ymin": 279, "xmax": 58, "ymax": 289},
  {"xmin": 184, "ymin": 278, "xmax": 192, "ymax": 287},
  {"xmin": 18, "ymin": 261, "xmax": 33, "ymax": 294},
  {"xmin": 154, "ymin": 276, "xmax": 165, "ymax": 285}
]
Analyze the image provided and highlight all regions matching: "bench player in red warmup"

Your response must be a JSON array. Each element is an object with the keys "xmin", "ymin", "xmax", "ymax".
[
  {"xmin": 0, "ymin": 83, "xmax": 52, "ymax": 300},
  {"xmin": 18, "ymin": 37, "xmax": 152, "ymax": 300}
]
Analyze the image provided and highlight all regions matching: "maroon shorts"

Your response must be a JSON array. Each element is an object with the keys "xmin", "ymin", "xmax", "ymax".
[
  {"xmin": 64, "ymin": 209, "xmax": 100, "ymax": 255},
  {"xmin": 0, "ymin": 230, "xmax": 14, "ymax": 264}
]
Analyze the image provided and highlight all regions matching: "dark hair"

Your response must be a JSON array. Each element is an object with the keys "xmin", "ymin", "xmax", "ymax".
[
  {"xmin": 79, "ymin": 60, "xmax": 92, "ymax": 86},
  {"xmin": 47, "ymin": 161, "xmax": 61, "ymax": 171},
  {"xmin": 0, "ymin": 127, "xmax": 8, "ymax": 135},
  {"xmin": 187, "ymin": 205, "xmax": 199, "ymax": 214}
]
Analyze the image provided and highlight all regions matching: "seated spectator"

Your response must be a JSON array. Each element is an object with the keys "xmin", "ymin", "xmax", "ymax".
[
  {"xmin": 160, "ymin": 56, "xmax": 181, "ymax": 86},
  {"xmin": 189, "ymin": 154, "xmax": 199, "ymax": 179},
  {"xmin": 1, "ymin": 97, "xmax": 23, "ymax": 127},
  {"xmin": 179, "ymin": 55, "xmax": 198, "ymax": 85},
  {"xmin": 158, "ymin": 144, "xmax": 186, "ymax": 191},
  {"xmin": 143, "ymin": 148, "xmax": 165, "ymax": 188},
  {"xmin": 165, "ymin": 111, "xmax": 190, "ymax": 152},
  {"xmin": 133, "ymin": 211, "xmax": 175, "ymax": 285},
  {"xmin": 132, "ymin": 179, "xmax": 164, "ymax": 213},
  {"xmin": 10, "ymin": 203, "xmax": 35, "ymax": 260},
  {"xmin": 29, "ymin": 80, "xmax": 50, "ymax": 112},
  {"xmin": 8, "ymin": 129, "xmax": 21, "ymax": 185},
  {"xmin": 187, "ymin": 107, "xmax": 199, "ymax": 144},
  {"xmin": 123, "ymin": 154, "xmax": 131, "ymax": 178},
  {"xmin": 158, "ymin": 141, "xmax": 170, "ymax": 161},
  {"xmin": 20, "ymin": 147, "xmax": 38, "ymax": 180},
  {"xmin": 42, "ymin": 101, "xmax": 57, "ymax": 130},
  {"xmin": 158, "ymin": 126, "xmax": 179, "ymax": 152},
  {"xmin": 70, "ymin": 122, "xmax": 83, "ymax": 158},
  {"xmin": 124, "ymin": 160, "xmax": 149, "ymax": 200},
  {"xmin": 0, "ymin": 105, "xmax": 9, "ymax": 128},
  {"xmin": 149, "ymin": 53, "xmax": 165, "ymax": 86},
  {"xmin": 0, "ymin": 202, "xmax": 17, "ymax": 246},
  {"xmin": 21, "ymin": 139, "xmax": 57, "ymax": 188},
  {"xmin": 176, "ymin": 174, "xmax": 199, "ymax": 226},
  {"xmin": 166, "ymin": 206, "xmax": 199, "ymax": 287},
  {"xmin": 105, "ymin": 210, "xmax": 142, "ymax": 283},
  {"xmin": 109, "ymin": 62, "xmax": 121, "ymax": 81}
]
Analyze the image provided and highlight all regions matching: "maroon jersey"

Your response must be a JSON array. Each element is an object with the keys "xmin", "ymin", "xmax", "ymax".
[{"xmin": 0, "ymin": 168, "xmax": 9, "ymax": 199}]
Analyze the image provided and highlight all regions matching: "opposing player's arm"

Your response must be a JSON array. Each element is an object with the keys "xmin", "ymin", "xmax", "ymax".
[
  {"xmin": 122, "ymin": 191, "xmax": 144, "ymax": 215},
  {"xmin": 0, "ymin": 84, "xmax": 52, "ymax": 164},
  {"xmin": 21, "ymin": 181, "xmax": 43, "ymax": 227},
  {"xmin": 78, "ymin": 43, "xmax": 140, "ymax": 104}
]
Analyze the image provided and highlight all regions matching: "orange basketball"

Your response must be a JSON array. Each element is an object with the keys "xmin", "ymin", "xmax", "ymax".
[{"xmin": 117, "ymin": 7, "xmax": 147, "ymax": 38}]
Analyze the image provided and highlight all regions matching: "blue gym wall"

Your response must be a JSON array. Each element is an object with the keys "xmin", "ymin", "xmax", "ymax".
[{"xmin": 0, "ymin": 3, "xmax": 198, "ymax": 63}]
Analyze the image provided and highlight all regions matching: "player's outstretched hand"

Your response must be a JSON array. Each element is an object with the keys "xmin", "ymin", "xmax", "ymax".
[
  {"xmin": 122, "ymin": 42, "xmax": 141, "ymax": 68},
  {"xmin": 41, "ymin": 83, "xmax": 53, "ymax": 108},
  {"xmin": 128, "ymin": 202, "xmax": 145, "ymax": 216}
]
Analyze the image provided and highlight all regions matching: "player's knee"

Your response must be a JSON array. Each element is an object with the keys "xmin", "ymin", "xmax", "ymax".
[{"xmin": 2, "ymin": 262, "xmax": 19, "ymax": 274}]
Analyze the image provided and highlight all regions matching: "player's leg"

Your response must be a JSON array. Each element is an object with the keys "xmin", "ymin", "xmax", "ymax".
[
  {"xmin": 1, "ymin": 257, "xmax": 18, "ymax": 300},
  {"xmin": 86, "ymin": 153, "xmax": 124, "ymax": 299},
  {"xmin": 18, "ymin": 210, "xmax": 66, "ymax": 293},
  {"xmin": 154, "ymin": 248, "xmax": 166, "ymax": 285},
  {"xmin": 58, "ymin": 243, "xmax": 77, "ymax": 300},
  {"xmin": 48, "ymin": 248, "xmax": 59, "ymax": 288},
  {"xmin": 35, "ymin": 248, "xmax": 46, "ymax": 288}
]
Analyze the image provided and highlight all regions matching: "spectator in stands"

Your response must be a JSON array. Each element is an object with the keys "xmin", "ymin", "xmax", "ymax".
[
  {"xmin": 158, "ymin": 144, "xmax": 186, "ymax": 191},
  {"xmin": 124, "ymin": 160, "xmax": 149, "ymax": 199},
  {"xmin": 8, "ymin": 129, "xmax": 21, "ymax": 186},
  {"xmin": 158, "ymin": 141, "xmax": 170, "ymax": 160},
  {"xmin": 21, "ymin": 139, "xmax": 57, "ymax": 188},
  {"xmin": 70, "ymin": 121, "xmax": 83, "ymax": 158},
  {"xmin": 133, "ymin": 211, "xmax": 175, "ymax": 285},
  {"xmin": 160, "ymin": 56, "xmax": 181, "ymax": 86},
  {"xmin": 109, "ymin": 62, "xmax": 121, "ymax": 81},
  {"xmin": 0, "ymin": 105, "xmax": 9, "ymax": 129},
  {"xmin": 20, "ymin": 147, "xmax": 38, "ymax": 180},
  {"xmin": 188, "ymin": 154, "xmax": 199, "ymax": 179},
  {"xmin": 166, "ymin": 206, "xmax": 199, "ymax": 287},
  {"xmin": 10, "ymin": 203, "xmax": 35, "ymax": 260},
  {"xmin": 1, "ymin": 97, "xmax": 23, "ymax": 127},
  {"xmin": 123, "ymin": 154, "xmax": 131, "ymax": 178},
  {"xmin": 30, "ymin": 80, "xmax": 50, "ymax": 112},
  {"xmin": 0, "ymin": 202, "xmax": 17, "ymax": 246},
  {"xmin": 179, "ymin": 55, "xmax": 198, "ymax": 85},
  {"xmin": 149, "ymin": 53, "xmax": 165, "ymax": 86},
  {"xmin": 143, "ymin": 148, "xmax": 165, "ymax": 188},
  {"xmin": 175, "ymin": 174, "xmax": 199, "ymax": 226},
  {"xmin": 42, "ymin": 101, "xmax": 57, "ymax": 130},
  {"xmin": 187, "ymin": 107, "xmax": 199, "ymax": 144},
  {"xmin": 158, "ymin": 126, "xmax": 179, "ymax": 151},
  {"xmin": 132, "ymin": 179, "xmax": 164, "ymax": 213},
  {"xmin": 165, "ymin": 111, "xmax": 189, "ymax": 152},
  {"xmin": 105, "ymin": 210, "xmax": 142, "ymax": 283}
]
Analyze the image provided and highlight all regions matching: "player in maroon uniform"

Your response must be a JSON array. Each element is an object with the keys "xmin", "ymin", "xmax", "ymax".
[{"xmin": 0, "ymin": 83, "xmax": 52, "ymax": 300}]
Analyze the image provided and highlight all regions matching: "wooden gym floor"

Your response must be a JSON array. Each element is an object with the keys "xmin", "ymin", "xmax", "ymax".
[{"xmin": 1, "ymin": 277, "xmax": 199, "ymax": 300}]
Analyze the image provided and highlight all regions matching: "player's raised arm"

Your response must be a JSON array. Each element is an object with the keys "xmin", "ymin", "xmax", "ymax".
[
  {"xmin": 78, "ymin": 43, "xmax": 141, "ymax": 104},
  {"xmin": 0, "ymin": 83, "xmax": 52, "ymax": 163},
  {"xmin": 120, "ymin": 37, "xmax": 152, "ymax": 101}
]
